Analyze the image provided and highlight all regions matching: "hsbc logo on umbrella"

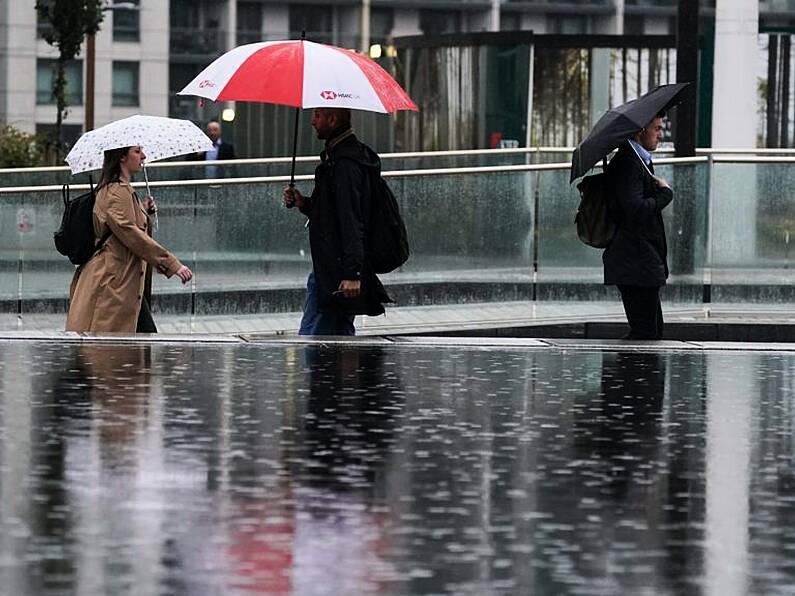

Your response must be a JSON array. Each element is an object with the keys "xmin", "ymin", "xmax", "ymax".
[
  {"xmin": 320, "ymin": 90, "xmax": 360, "ymax": 100},
  {"xmin": 198, "ymin": 80, "xmax": 216, "ymax": 88}
]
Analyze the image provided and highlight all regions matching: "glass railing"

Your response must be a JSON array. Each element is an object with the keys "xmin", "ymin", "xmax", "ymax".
[
  {"xmin": 708, "ymin": 156, "xmax": 795, "ymax": 304},
  {"xmin": 2, "ymin": 155, "xmax": 793, "ymax": 332}
]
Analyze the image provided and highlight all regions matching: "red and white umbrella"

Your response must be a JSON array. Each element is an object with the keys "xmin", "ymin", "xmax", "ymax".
[{"xmin": 177, "ymin": 39, "xmax": 418, "ymax": 114}]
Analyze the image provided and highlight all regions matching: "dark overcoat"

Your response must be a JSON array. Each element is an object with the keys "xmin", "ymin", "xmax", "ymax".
[
  {"xmin": 603, "ymin": 141, "xmax": 674, "ymax": 287},
  {"xmin": 299, "ymin": 133, "xmax": 392, "ymax": 316}
]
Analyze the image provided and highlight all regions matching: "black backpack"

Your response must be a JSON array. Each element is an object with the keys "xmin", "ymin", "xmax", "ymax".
[
  {"xmin": 54, "ymin": 177, "xmax": 111, "ymax": 265},
  {"xmin": 574, "ymin": 171, "xmax": 616, "ymax": 249},
  {"xmin": 367, "ymin": 174, "xmax": 410, "ymax": 274}
]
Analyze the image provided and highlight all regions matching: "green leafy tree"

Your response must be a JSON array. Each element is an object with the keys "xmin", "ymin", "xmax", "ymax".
[
  {"xmin": 35, "ymin": 0, "xmax": 104, "ymax": 157},
  {"xmin": 0, "ymin": 125, "xmax": 46, "ymax": 167}
]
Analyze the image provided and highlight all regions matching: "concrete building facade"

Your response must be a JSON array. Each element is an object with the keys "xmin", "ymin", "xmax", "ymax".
[{"xmin": 0, "ymin": 0, "xmax": 169, "ymax": 144}]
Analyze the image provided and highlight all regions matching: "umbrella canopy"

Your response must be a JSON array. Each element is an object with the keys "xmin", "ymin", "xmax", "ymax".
[
  {"xmin": 178, "ymin": 39, "xmax": 418, "ymax": 113},
  {"xmin": 65, "ymin": 115, "xmax": 213, "ymax": 174},
  {"xmin": 570, "ymin": 82, "xmax": 689, "ymax": 183}
]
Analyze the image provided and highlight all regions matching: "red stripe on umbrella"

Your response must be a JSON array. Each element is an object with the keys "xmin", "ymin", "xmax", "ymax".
[{"xmin": 217, "ymin": 42, "xmax": 304, "ymax": 107}]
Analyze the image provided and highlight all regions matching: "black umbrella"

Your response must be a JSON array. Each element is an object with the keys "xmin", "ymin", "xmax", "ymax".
[{"xmin": 570, "ymin": 82, "xmax": 690, "ymax": 183}]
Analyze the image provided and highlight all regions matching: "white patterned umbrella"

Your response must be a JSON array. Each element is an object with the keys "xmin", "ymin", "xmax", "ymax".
[{"xmin": 65, "ymin": 115, "xmax": 213, "ymax": 174}]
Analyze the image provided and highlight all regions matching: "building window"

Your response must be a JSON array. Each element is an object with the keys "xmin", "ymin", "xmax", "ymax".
[
  {"xmin": 112, "ymin": 61, "xmax": 139, "ymax": 106},
  {"xmin": 420, "ymin": 10, "xmax": 462, "ymax": 35},
  {"xmin": 500, "ymin": 13, "xmax": 522, "ymax": 32},
  {"xmin": 113, "ymin": 0, "xmax": 140, "ymax": 42},
  {"xmin": 289, "ymin": 5, "xmax": 333, "ymax": 44},
  {"xmin": 36, "ymin": 59, "xmax": 83, "ymax": 105},
  {"xmin": 36, "ymin": 123, "xmax": 83, "ymax": 149},
  {"xmin": 371, "ymin": 8, "xmax": 394, "ymax": 44},
  {"xmin": 550, "ymin": 15, "xmax": 587, "ymax": 35},
  {"xmin": 237, "ymin": 2, "xmax": 263, "ymax": 44},
  {"xmin": 36, "ymin": 1, "xmax": 54, "ymax": 39}
]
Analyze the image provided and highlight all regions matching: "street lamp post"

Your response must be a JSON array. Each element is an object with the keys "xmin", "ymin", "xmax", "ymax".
[{"xmin": 84, "ymin": 2, "xmax": 139, "ymax": 132}]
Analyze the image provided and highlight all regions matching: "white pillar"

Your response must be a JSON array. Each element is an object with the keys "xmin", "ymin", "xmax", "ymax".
[
  {"xmin": 710, "ymin": 0, "xmax": 760, "ymax": 266},
  {"xmin": 711, "ymin": 0, "xmax": 759, "ymax": 147},
  {"xmin": 489, "ymin": 0, "xmax": 500, "ymax": 32},
  {"xmin": 226, "ymin": 0, "xmax": 237, "ymax": 51},
  {"xmin": 614, "ymin": 0, "xmax": 625, "ymax": 35},
  {"xmin": 360, "ymin": 0, "xmax": 371, "ymax": 53}
]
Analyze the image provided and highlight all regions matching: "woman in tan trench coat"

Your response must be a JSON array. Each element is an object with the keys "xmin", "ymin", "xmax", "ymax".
[{"xmin": 66, "ymin": 146, "xmax": 193, "ymax": 333}]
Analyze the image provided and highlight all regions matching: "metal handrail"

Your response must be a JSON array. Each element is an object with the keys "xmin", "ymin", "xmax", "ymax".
[
  {"xmin": 6, "ymin": 147, "xmax": 795, "ymax": 175},
  {"xmin": 0, "ymin": 157, "xmax": 710, "ymax": 195},
  {"xmin": 0, "ymin": 147, "xmax": 570, "ymax": 174},
  {"xmin": 711, "ymin": 155, "xmax": 795, "ymax": 163}
]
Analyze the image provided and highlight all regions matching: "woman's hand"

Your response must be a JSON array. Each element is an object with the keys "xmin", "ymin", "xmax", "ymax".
[
  {"xmin": 175, "ymin": 265, "xmax": 193, "ymax": 284},
  {"xmin": 143, "ymin": 195, "xmax": 157, "ymax": 214}
]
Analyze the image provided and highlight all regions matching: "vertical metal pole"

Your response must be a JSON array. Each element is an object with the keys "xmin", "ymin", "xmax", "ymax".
[
  {"xmin": 289, "ymin": 32, "xmax": 305, "ymax": 190},
  {"xmin": 289, "ymin": 107, "xmax": 300, "ymax": 188},
  {"xmin": 767, "ymin": 35, "xmax": 779, "ymax": 148},
  {"xmin": 780, "ymin": 35, "xmax": 791, "ymax": 147},
  {"xmin": 672, "ymin": 0, "xmax": 700, "ymax": 275},
  {"xmin": 85, "ymin": 32, "xmax": 96, "ymax": 132},
  {"xmin": 525, "ymin": 42, "xmax": 535, "ymax": 149}
]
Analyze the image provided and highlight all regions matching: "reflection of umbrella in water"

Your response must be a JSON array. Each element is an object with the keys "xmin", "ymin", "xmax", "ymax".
[
  {"xmin": 570, "ymin": 82, "xmax": 690, "ymax": 183},
  {"xmin": 177, "ymin": 36, "xmax": 419, "ymax": 188}
]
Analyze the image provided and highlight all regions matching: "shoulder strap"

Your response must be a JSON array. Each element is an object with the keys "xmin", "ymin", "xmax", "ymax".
[
  {"xmin": 93, "ymin": 177, "xmax": 112, "ymax": 252},
  {"xmin": 627, "ymin": 142, "xmax": 655, "ymax": 178}
]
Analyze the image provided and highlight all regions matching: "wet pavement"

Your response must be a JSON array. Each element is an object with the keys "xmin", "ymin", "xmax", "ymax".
[{"xmin": 1, "ymin": 340, "xmax": 794, "ymax": 595}]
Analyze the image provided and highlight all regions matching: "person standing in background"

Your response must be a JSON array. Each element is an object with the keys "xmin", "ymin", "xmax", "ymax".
[{"xmin": 190, "ymin": 120, "xmax": 236, "ymax": 177}]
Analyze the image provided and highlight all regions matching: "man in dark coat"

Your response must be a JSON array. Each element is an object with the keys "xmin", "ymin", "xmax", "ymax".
[
  {"xmin": 188, "ymin": 121, "xmax": 236, "ymax": 176},
  {"xmin": 603, "ymin": 115, "xmax": 673, "ymax": 340},
  {"xmin": 283, "ymin": 107, "xmax": 392, "ymax": 335}
]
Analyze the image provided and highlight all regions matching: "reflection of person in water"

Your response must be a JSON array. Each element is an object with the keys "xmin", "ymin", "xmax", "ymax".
[
  {"xmin": 77, "ymin": 345, "xmax": 154, "ymax": 464},
  {"xmin": 290, "ymin": 346, "xmax": 405, "ymax": 593},
  {"xmin": 301, "ymin": 346, "xmax": 404, "ymax": 490},
  {"xmin": 591, "ymin": 351, "xmax": 666, "ymax": 495},
  {"xmin": 555, "ymin": 352, "xmax": 671, "ymax": 591},
  {"xmin": 23, "ymin": 345, "xmax": 155, "ymax": 593}
]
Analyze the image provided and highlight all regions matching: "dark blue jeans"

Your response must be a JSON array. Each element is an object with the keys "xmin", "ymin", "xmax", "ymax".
[{"xmin": 298, "ymin": 273, "xmax": 355, "ymax": 336}]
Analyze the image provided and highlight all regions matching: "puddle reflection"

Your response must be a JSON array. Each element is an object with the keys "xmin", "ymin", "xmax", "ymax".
[{"xmin": 1, "ymin": 342, "xmax": 794, "ymax": 595}]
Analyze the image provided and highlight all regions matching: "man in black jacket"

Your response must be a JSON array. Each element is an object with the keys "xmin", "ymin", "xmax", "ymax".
[
  {"xmin": 603, "ymin": 115, "xmax": 673, "ymax": 340},
  {"xmin": 188, "ymin": 121, "xmax": 236, "ymax": 176},
  {"xmin": 283, "ymin": 108, "xmax": 392, "ymax": 335}
]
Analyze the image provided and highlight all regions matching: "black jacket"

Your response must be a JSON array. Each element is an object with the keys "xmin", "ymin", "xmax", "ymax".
[
  {"xmin": 299, "ymin": 131, "xmax": 392, "ymax": 316},
  {"xmin": 603, "ymin": 141, "xmax": 673, "ymax": 287}
]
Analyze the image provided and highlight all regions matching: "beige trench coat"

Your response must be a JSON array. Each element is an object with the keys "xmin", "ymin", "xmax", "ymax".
[{"xmin": 65, "ymin": 182, "xmax": 182, "ymax": 333}]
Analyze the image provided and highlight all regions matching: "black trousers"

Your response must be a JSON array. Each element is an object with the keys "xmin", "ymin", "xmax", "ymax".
[
  {"xmin": 617, "ymin": 285, "xmax": 663, "ymax": 340},
  {"xmin": 136, "ymin": 296, "xmax": 158, "ymax": 333}
]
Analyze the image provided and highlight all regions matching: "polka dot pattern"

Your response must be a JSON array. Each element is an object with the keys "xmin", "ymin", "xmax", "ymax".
[{"xmin": 65, "ymin": 115, "xmax": 214, "ymax": 174}]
